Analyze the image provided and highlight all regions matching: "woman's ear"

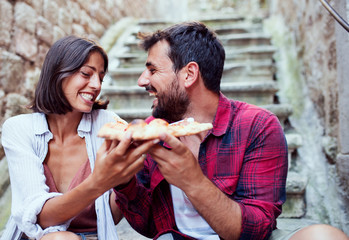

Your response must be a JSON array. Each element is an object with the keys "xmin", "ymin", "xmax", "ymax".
[{"xmin": 184, "ymin": 61, "xmax": 199, "ymax": 88}]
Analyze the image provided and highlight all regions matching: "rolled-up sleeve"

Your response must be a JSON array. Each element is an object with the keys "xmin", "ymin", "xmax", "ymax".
[{"xmin": 234, "ymin": 113, "xmax": 288, "ymax": 239}]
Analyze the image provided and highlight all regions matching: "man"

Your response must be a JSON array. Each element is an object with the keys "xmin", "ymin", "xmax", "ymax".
[{"xmin": 113, "ymin": 22, "xmax": 348, "ymax": 240}]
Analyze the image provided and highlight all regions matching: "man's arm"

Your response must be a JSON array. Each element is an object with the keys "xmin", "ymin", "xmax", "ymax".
[
  {"xmin": 149, "ymin": 112, "xmax": 288, "ymax": 240},
  {"xmin": 149, "ymin": 133, "xmax": 242, "ymax": 240},
  {"xmin": 113, "ymin": 176, "xmax": 158, "ymax": 238}
]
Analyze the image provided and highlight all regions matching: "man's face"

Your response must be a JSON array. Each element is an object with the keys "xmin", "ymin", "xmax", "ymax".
[{"xmin": 138, "ymin": 40, "xmax": 189, "ymax": 122}]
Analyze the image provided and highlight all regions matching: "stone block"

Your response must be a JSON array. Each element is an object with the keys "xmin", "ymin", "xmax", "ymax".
[
  {"xmin": 72, "ymin": 24, "xmax": 87, "ymax": 37},
  {"xmin": 0, "ymin": 50, "xmax": 25, "ymax": 93},
  {"xmin": 43, "ymin": 0, "xmax": 58, "ymax": 26},
  {"xmin": 53, "ymin": 26, "xmax": 66, "ymax": 43},
  {"xmin": 13, "ymin": 28, "xmax": 38, "ymax": 61},
  {"xmin": 35, "ymin": 44, "xmax": 49, "ymax": 68},
  {"xmin": 24, "ymin": 66, "xmax": 40, "ymax": 97},
  {"xmin": 0, "ymin": 0, "xmax": 13, "ymax": 48},
  {"xmin": 23, "ymin": 0, "xmax": 44, "ymax": 15},
  {"xmin": 58, "ymin": 8, "xmax": 73, "ymax": 35},
  {"xmin": 76, "ymin": 0, "xmax": 93, "ymax": 13},
  {"xmin": 90, "ymin": 21, "xmax": 105, "ymax": 37},
  {"xmin": 336, "ymin": 154, "xmax": 349, "ymax": 193},
  {"xmin": 67, "ymin": 1, "xmax": 81, "ymax": 23},
  {"xmin": 37, "ymin": 16, "xmax": 53, "ymax": 45},
  {"xmin": 14, "ymin": 2, "xmax": 37, "ymax": 34},
  {"xmin": 3, "ymin": 93, "xmax": 31, "ymax": 120},
  {"xmin": 53, "ymin": 0, "xmax": 66, "ymax": 8},
  {"xmin": 79, "ymin": 10, "xmax": 93, "ymax": 31},
  {"xmin": 90, "ymin": 3, "xmax": 113, "ymax": 27}
]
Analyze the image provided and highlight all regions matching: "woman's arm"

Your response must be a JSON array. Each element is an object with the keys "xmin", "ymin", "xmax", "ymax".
[{"xmin": 37, "ymin": 137, "xmax": 156, "ymax": 228}]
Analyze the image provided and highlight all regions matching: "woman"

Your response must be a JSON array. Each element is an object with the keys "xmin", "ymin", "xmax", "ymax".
[{"xmin": 1, "ymin": 36, "xmax": 155, "ymax": 240}]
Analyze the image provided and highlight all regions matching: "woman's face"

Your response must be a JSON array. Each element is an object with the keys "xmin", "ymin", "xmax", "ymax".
[{"xmin": 62, "ymin": 51, "xmax": 106, "ymax": 113}]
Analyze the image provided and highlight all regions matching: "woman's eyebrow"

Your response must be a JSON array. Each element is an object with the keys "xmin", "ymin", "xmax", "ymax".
[{"xmin": 82, "ymin": 64, "xmax": 105, "ymax": 74}]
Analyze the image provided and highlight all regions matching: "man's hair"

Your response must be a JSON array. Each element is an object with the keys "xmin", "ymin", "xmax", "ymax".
[
  {"xmin": 138, "ymin": 22, "xmax": 225, "ymax": 94},
  {"xmin": 29, "ymin": 35, "xmax": 109, "ymax": 114}
]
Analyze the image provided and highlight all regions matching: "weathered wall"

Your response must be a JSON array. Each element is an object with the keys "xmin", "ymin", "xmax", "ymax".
[
  {"xmin": 0, "ymin": 0, "xmax": 154, "ymax": 155},
  {"xmin": 267, "ymin": 0, "xmax": 349, "ymax": 233},
  {"xmin": 0, "ymin": 0, "xmax": 153, "ymax": 231}
]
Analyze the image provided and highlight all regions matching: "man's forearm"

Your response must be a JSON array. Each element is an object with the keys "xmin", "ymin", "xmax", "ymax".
[{"xmin": 184, "ymin": 177, "xmax": 242, "ymax": 240}]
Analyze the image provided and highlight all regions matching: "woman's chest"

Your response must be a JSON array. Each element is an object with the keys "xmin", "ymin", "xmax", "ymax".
[{"xmin": 45, "ymin": 137, "xmax": 89, "ymax": 193}]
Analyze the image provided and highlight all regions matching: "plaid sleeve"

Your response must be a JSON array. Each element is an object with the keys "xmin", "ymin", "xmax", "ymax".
[
  {"xmin": 235, "ymin": 112, "xmax": 288, "ymax": 240},
  {"xmin": 114, "ymin": 174, "xmax": 157, "ymax": 238}
]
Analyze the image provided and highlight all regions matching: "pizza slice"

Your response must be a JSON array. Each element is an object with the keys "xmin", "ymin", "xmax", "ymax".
[{"xmin": 97, "ymin": 116, "xmax": 213, "ymax": 141}]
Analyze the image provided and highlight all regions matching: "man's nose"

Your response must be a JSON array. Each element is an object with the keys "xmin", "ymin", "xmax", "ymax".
[{"xmin": 138, "ymin": 70, "xmax": 150, "ymax": 87}]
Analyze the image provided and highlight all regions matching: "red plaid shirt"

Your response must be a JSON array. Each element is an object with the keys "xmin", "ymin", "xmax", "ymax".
[{"xmin": 115, "ymin": 93, "xmax": 288, "ymax": 240}]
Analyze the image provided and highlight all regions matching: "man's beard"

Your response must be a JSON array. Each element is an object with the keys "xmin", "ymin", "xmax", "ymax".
[{"xmin": 152, "ymin": 78, "xmax": 190, "ymax": 122}]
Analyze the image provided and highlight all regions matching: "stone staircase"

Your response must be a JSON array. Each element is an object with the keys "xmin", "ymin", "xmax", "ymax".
[
  {"xmin": 0, "ymin": 15, "xmax": 310, "ymax": 239},
  {"xmin": 102, "ymin": 15, "xmax": 311, "ymax": 238}
]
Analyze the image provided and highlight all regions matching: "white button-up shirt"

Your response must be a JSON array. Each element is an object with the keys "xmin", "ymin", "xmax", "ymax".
[{"xmin": 1, "ymin": 110, "xmax": 119, "ymax": 240}]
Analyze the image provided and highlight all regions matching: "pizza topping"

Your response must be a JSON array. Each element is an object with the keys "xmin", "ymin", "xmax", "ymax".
[{"xmin": 98, "ymin": 116, "xmax": 213, "ymax": 141}]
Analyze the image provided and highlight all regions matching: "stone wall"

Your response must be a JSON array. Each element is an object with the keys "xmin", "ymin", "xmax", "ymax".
[
  {"xmin": 267, "ymin": 0, "xmax": 349, "ymax": 233},
  {"xmin": 0, "ymin": 0, "xmax": 153, "ymax": 231},
  {"xmin": 0, "ymin": 0, "xmax": 154, "ymax": 155}
]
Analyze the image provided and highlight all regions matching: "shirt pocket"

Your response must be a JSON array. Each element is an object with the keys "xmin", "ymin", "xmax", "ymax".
[{"xmin": 211, "ymin": 175, "xmax": 239, "ymax": 196}]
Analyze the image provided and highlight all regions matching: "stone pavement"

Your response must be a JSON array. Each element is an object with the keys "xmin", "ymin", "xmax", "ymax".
[{"xmin": 117, "ymin": 218, "xmax": 151, "ymax": 240}]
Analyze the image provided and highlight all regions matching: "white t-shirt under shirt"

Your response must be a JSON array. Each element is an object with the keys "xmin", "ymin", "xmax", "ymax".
[{"xmin": 170, "ymin": 185, "xmax": 220, "ymax": 240}]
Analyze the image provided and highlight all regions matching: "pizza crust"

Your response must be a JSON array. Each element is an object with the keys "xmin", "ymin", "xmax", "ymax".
[{"xmin": 98, "ymin": 117, "xmax": 213, "ymax": 141}]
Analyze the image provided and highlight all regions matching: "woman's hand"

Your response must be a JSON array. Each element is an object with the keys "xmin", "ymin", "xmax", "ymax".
[{"xmin": 92, "ymin": 132, "xmax": 158, "ymax": 194}]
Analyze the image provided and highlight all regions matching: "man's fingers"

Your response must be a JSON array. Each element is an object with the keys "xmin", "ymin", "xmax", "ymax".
[{"xmin": 158, "ymin": 132, "xmax": 183, "ymax": 152}]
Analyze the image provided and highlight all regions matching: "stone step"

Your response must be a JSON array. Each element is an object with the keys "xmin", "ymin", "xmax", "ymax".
[
  {"xmin": 212, "ymin": 23, "xmax": 263, "ymax": 35},
  {"xmin": 0, "ymin": 184, "xmax": 11, "ymax": 233},
  {"xmin": 0, "ymin": 158, "xmax": 11, "ymax": 233},
  {"xmin": 115, "ymin": 203, "xmax": 315, "ymax": 240},
  {"xmin": 134, "ymin": 21, "xmax": 263, "ymax": 37},
  {"xmin": 116, "ymin": 45, "xmax": 276, "ymax": 69},
  {"xmin": 280, "ymin": 171, "xmax": 307, "ymax": 218},
  {"xmin": 220, "ymin": 81, "xmax": 278, "ymax": 105},
  {"xmin": 108, "ymin": 60, "xmax": 275, "ymax": 87},
  {"xmin": 285, "ymin": 133, "xmax": 302, "ymax": 169},
  {"xmin": 199, "ymin": 15, "xmax": 263, "ymax": 26},
  {"xmin": 222, "ymin": 61, "xmax": 275, "ymax": 83},
  {"xmin": 112, "ymin": 103, "xmax": 293, "ymax": 126},
  {"xmin": 137, "ymin": 15, "xmax": 249, "ymax": 29},
  {"xmin": 100, "ymin": 81, "xmax": 278, "ymax": 110},
  {"xmin": 0, "ymin": 158, "xmax": 10, "ymax": 199},
  {"xmin": 219, "ymin": 32, "xmax": 272, "ymax": 48},
  {"xmin": 124, "ymin": 32, "xmax": 272, "ymax": 54},
  {"xmin": 225, "ymin": 45, "xmax": 277, "ymax": 63},
  {"xmin": 276, "ymin": 218, "xmax": 320, "ymax": 231}
]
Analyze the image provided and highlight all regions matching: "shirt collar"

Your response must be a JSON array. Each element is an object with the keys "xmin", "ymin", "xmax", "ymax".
[
  {"xmin": 211, "ymin": 92, "xmax": 232, "ymax": 137},
  {"xmin": 78, "ymin": 112, "xmax": 92, "ymax": 134},
  {"xmin": 33, "ymin": 113, "xmax": 50, "ymax": 135},
  {"xmin": 33, "ymin": 112, "xmax": 92, "ymax": 136}
]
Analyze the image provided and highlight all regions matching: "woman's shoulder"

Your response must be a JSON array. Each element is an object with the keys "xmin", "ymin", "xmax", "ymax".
[
  {"xmin": 2, "ymin": 113, "xmax": 45, "ymax": 144},
  {"xmin": 90, "ymin": 109, "xmax": 118, "ymax": 126},
  {"xmin": 3, "ymin": 113, "xmax": 42, "ymax": 129}
]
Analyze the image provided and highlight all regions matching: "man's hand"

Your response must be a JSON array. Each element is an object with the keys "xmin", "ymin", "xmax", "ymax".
[
  {"xmin": 149, "ymin": 132, "xmax": 241, "ymax": 240},
  {"xmin": 148, "ymin": 132, "xmax": 206, "ymax": 192}
]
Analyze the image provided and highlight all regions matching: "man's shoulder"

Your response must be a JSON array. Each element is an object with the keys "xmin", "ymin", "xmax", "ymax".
[{"xmin": 232, "ymin": 100, "xmax": 274, "ymax": 118}]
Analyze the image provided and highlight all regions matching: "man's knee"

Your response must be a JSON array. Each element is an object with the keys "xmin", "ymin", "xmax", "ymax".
[
  {"xmin": 40, "ymin": 231, "xmax": 81, "ymax": 240},
  {"xmin": 290, "ymin": 224, "xmax": 348, "ymax": 240}
]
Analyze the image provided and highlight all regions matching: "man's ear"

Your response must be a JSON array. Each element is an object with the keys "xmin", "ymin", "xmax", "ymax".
[{"xmin": 184, "ymin": 62, "xmax": 199, "ymax": 88}]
